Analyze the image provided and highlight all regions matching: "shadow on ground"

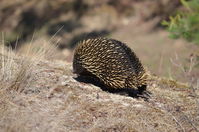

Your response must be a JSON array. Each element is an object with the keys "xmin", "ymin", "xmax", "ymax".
[{"xmin": 74, "ymin": 75, "xmax": 151, "ymax": 100}]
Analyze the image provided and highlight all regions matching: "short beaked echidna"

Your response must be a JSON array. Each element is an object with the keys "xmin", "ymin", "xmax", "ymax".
[{"xmin": 73, "ymin": 38, "xmax": 148, "ymax": 94}]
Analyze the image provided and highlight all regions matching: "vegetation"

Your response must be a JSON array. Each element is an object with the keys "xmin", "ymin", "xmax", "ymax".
[{"xmin": 162, "ymin": 0, "xmax": 199, "ymax": 45}]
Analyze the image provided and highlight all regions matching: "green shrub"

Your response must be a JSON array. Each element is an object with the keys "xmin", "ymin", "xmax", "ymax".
[{"xmin": 162, "ymin": 0, "xmax": 199, "ymax": 45}]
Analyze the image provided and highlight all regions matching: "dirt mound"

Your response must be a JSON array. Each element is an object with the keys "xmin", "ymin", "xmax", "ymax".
[{"xmin": 0, "ymin": 47, "xmax": 198, "ymax": 132}]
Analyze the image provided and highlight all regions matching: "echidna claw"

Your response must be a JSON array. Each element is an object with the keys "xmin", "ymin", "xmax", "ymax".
[{"xmin": 137, "ymin": 90, "xmax": 152, "ymax": 100}]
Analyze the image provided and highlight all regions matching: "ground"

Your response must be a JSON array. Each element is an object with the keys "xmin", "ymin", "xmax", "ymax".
[{"xmin": 0, "ymin": 44, "xmax": 198, "ymax": 131}]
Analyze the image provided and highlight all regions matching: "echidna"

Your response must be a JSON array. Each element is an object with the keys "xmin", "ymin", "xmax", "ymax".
[{"xmin": 73, "ymin": 38, "xmax": 148, "ymax": 94}]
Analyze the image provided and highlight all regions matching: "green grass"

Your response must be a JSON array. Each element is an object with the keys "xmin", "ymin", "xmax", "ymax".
[{"xmin": 162, "ymin": 0, "xmax": 199, "ymax": 45}]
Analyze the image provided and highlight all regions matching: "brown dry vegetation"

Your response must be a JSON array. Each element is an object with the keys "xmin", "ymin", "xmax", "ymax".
[{"xmin": 0, "ymin": 40, "xmax": 199, "ymax": 132}]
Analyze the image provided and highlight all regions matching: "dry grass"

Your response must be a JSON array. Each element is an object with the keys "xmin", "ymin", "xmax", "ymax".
[
  {"xmin": 0, "ymin": 38, "xmax": 199, "ymax": 132},
  {"xmin": 0, "ymin": 34, "xmax": 60, "ymax": 92}
]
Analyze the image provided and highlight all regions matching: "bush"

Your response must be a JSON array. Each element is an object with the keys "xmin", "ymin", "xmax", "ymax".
[{"xmin": 162, "ymin": 0, "xmax": 199, "ymax": 45}]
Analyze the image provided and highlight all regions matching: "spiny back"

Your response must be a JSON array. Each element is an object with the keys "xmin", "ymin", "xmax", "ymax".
[{"xmin": 73, "ymin": 38, "xmax": 147, "ymax": 90}]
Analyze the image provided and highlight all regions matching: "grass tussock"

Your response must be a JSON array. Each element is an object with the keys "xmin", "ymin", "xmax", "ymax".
[
  {"xmin": 0, "ymin": 35, "xmax": 59, "ymax": 93},
  {"xmin": 0, "ymin": 44, "xmax": 30, "ymax": 92}
]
